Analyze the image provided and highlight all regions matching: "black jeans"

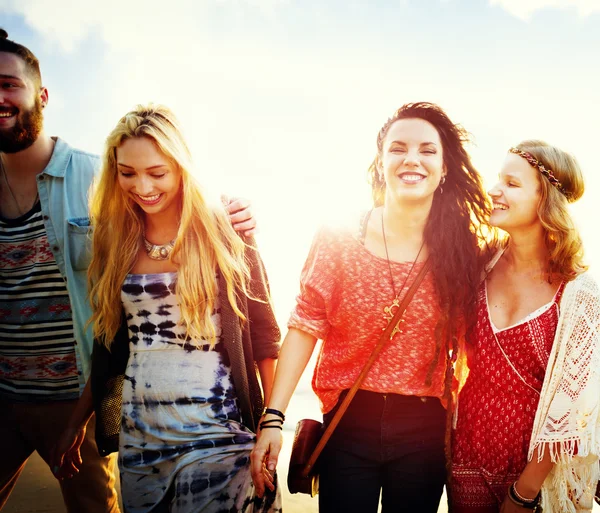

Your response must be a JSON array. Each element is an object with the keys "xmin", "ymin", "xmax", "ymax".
[{"xmin": 318, "ymin": 390, "xmax": 446, "ymax": 513}]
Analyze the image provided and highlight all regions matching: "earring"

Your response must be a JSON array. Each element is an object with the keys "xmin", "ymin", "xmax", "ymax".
[{"xmin": 439, "ymin": 175, "xmax": 446, "ymax": 194}]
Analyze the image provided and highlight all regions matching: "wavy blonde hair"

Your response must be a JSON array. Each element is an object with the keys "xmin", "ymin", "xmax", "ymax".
[
  {"xmin": 513, "ymin": 139, "xmax": 587, "ymax": 281},
  {"xmin": 88, "ymin": 104, "xmax": 250, "ymax": 348}
]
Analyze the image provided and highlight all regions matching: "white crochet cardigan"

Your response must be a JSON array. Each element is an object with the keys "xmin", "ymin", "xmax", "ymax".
[{"xmin": 528, "ymin": 271, "xmax": 600, "ymax": 512}]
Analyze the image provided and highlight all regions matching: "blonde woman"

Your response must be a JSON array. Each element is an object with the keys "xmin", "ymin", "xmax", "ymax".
[
  {"xmin": 450, "ymin": 141, "xmax": 600, "ymax": 512},
  {"xmin": 52, "ymin": 105, "xmax": 282, "ymax": 513}
]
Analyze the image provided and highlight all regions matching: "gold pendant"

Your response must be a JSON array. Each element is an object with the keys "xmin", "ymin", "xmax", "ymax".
[
  {"xmin": 383, "ymin": 298, "xmax": 404, "ymax": 339},
  {"xmin": 383, "ymin": 298, "xmax": 400, "ymax": 320}
]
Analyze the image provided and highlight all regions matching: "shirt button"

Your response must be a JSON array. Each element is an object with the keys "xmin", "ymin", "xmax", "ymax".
[
  {"xmin": 37, "ymin": 175, "xmax": 44, "ymax": 181},
  {"xmin": 43, "ymin": 215, "xmax": 49, "ymax": 220},
  {"xmin": 52, "ymin": 245, "xmax": 59, "ymax": 252}
]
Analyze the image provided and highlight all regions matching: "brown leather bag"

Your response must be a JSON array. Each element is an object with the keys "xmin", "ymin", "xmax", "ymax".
[
  {"xmin": 287, "ymin": 419, "xmax": 323, "ymax": 496},
  {"xmin": 287, "ymin": 259, "xmax": 432, "ymax": 496}
]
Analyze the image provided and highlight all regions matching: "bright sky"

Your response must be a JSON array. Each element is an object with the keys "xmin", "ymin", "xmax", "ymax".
[{"xmin": 2, "ymin": 0, "xmax": 600, "ymax": 330}]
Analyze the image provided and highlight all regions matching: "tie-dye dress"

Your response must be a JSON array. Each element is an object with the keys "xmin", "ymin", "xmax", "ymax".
[{"xmin": 119, "ymin": 272, "xmax": 281, "ymax": 513}]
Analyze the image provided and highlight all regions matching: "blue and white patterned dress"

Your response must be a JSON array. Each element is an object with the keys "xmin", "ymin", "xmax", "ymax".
[{"xmin": 119, "ymin": 272, "xmax": 281, "ymax": 513}]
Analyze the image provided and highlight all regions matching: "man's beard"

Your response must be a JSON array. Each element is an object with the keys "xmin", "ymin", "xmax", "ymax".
[{"xmin": 0, "ymin": 98, "xmax": 44, "ymax": 154}]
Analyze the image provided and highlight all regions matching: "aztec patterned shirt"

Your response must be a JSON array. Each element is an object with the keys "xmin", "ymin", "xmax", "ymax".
[
  {"xmin": 288, "ymin": 225, "xmax": 445, "ymax": 414},
  {"xmin": 0, "ymin": 202, "xmax": 79, "ymax": 401}
]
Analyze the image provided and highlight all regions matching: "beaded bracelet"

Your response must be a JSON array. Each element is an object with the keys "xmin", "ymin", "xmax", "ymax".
[
  {"xmin": 263, "ymin": 408, "xmax": 285, "ymax": 421},
  {"xmin": 508, "ymin": 482, "xmax": 541, "ymax": 510}
]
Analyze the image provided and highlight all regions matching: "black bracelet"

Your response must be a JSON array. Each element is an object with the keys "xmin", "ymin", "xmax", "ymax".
[
  {"xmin": 508, "ymin": 482, "xmax": 540, "ymax": 510},
  {"xmin": 260, "ymin": 419, "xmax": 283, "ymax": 430},
  {"xmin": 259, "ymin": 422, "xmax": 283, "ymax": 430},
  {"xmin": 263, "ymin": 408, "xmax": 285, "ymax": 421},
  {"xmin": 260, "ymin": 419, "xmax": 283, "ymax": 426}
]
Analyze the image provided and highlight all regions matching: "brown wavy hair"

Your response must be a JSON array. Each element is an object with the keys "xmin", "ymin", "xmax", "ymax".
[
  {"xmin": 368, "ymin": 102, "xmax": 492, "ymax": 388},
  {"xmin": 512, "ymin": 140, "xmax": 587, "ymax": 281}
]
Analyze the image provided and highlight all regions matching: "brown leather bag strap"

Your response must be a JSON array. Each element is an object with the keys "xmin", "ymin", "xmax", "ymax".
[{"xmin": 302, "ymin": 258, "xmax": 433, "ymax": 477}]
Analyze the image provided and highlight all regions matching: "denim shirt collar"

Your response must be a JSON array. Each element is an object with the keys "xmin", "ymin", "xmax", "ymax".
[{"xmin": 40, "ymin": 137, "xmax": 71, "ymax": 178}]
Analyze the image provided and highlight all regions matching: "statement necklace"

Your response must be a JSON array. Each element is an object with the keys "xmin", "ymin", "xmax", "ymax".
[
  {"xmin": 143, "ymin": 237, "xmax": 176, "ymax": 260},
  {"xmin": 381, "ymin": 213, "xmax": 425, "ymax": 336}
]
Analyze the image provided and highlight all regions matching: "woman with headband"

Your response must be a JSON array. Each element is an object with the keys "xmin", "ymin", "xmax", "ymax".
[{"xmin": 450, "ymin": 142, "xmax": 600, "ymax": 512}]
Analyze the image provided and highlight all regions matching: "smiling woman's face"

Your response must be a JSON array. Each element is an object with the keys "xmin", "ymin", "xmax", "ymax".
[
  {"xmin": 116, "ymin": 136, "xmax": 182, "ymax": 220},
  {"xmin": 487, "ymin": 152, "xmax": 542, "ymax": 233},
  {"xmin": 380, "ymin": 117, "xmax": 446, "ymax": 207}
]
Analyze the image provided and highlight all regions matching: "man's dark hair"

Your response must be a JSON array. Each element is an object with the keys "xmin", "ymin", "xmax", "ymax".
[{"xmin": 0, "ymin": 28, "xmax": 42, "ymax": 86}]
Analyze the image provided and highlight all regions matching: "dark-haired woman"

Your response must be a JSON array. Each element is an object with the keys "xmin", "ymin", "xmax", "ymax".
[{"xmin": 250, "ymin": 102, "xmax": 491, "ymax": 512}]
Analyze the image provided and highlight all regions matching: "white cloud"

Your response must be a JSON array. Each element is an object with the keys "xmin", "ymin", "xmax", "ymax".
[
  {"xmin": 0, "ymin": 0, "xmax": 287, "ymax": 52},
  {"xmin": 490, "ymin": 0, "xmax": 600, "ymax": 20}
]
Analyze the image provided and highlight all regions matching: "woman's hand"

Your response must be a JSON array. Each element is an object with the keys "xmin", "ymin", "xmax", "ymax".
[
  {"xmin": 499, "ymin": 448, "xmax": 550, "ymax": 512},
  {"xmin": 500, "ymin": 481, "xmax": 541, "ymax": 513},
  {"xmin": 249, "ymin": 329, "xmax": 318, "ymax": 497},
  {"xmin": 222, "ymin": 196, "xmax": 256, "ymax": 237},
  {"xmin": 50, "ymin": 425, "xmax": 87, "ymax": 480},
  {"xmin": 500, "ymin": 495, "xmax": 530, "ymax": 512},
  {"xmin": 251, "ymin": 418, "xmax": 283, "ymax": 498}
]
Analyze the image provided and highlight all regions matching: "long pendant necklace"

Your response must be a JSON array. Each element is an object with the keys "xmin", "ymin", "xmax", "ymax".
[
  {"xmin": 381, "ymin": 212, "xmax": 425, "ymax": 335},
  {"xmin": 0, "ymin": 156, "xmax": 39, "ymax": 217}
]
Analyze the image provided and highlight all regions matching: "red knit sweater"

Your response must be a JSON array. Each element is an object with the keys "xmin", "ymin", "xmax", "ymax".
[{"xmin": 288, "ymin": 225, "xmax": 445, "ymax": 414}]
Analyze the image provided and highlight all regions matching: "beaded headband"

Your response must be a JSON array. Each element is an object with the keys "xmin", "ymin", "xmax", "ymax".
[{"xmin": 509, "ymin": 147, "xmax": 567, "ymax": 196}]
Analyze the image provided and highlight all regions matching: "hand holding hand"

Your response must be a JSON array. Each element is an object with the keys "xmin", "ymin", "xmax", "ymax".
[
  {"xmin": 250, "ymin": 417, "xmax": 283, "ymax": 498},
  {"xmin": 50, "ymin": 425, "xmax": 86, "ymax": 480}
]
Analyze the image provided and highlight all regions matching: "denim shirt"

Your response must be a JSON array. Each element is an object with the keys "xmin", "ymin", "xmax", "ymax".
[{"xmin": 37, "ymin": 137, "xmax": 99, "ymax": 393}]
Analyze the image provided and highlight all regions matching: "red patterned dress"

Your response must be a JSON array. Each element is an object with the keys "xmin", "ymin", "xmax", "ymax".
[{"xmin": 450, "ymin": 279, "xmax": 565, "ymax": 512}]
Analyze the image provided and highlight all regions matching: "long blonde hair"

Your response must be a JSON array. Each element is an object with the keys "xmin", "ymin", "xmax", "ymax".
[
  {"xmin": 88, "ymin": 104, "xmax": 250, "ymax": 348},
  {"xmin": 513, "ymin": 140, "xmax": 587, "ymax": 281}
]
